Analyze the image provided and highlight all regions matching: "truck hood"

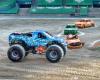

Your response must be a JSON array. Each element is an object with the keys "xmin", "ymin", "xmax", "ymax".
[{"xmin": 52, "ymin": 36, "xmax": 67, "ymax": 46}]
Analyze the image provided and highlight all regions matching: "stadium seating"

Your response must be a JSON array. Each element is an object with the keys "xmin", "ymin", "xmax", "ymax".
[
  {"xmin": 0, "ymin": 0, "xmax": 95, "ymax": 16},
  {"xmin": 17, "ymin": 0, "xmax": 32, "ymax": 5},
  {"xmin": 30, "ymin": 7, "xmax": 75, "ymax": 14}
]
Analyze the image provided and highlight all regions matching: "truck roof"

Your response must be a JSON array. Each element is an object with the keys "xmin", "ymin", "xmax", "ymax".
[{"xmin": 34, "ymin": 30, "xmax": 47, "ymax": 33}]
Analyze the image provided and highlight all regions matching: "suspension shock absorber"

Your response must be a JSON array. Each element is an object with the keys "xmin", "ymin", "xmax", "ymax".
[{"xmin": 36, "ymin": 46, "xmax": 46, "ymax": 54}]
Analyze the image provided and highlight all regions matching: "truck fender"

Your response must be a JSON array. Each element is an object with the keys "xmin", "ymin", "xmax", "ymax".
[{"xmin": 10, "ymin": 40, "xmax": 28, "ymax": 51}]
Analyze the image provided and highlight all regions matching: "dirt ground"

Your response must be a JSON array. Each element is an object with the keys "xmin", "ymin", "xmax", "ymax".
[{"xmin": 0, "ymin": 19, "xmax": 100, "ymax": 80}]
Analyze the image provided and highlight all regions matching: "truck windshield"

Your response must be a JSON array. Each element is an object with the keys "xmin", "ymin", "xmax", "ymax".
[{"xmin": 45, "ymin": 31, "xmax": 53, "ymax": 38}]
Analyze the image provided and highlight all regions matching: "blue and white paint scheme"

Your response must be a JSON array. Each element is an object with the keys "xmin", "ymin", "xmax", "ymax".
[{"xmin": 9, "ymin": 30, "xmax": 67, "ymax": 48}]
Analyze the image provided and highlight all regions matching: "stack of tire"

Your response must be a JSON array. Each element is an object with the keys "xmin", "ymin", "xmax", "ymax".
[{"xmin": 0, "ymin": 0, "xmax": 19, "ymax": 14}]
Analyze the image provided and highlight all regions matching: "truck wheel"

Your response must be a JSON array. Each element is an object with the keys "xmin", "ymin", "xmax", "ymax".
[
  {"xmin": 7, "ymin": 44, "xmax": 25, "ymax": 62},
  {"xmin": 47, "ymin": 42, "xmax": 67, "ymax": 56},
  {"xmin": 46, "ymin": 45, "xmax": 64, "ymax": 63},
  {"xmin": 57, "ymin": 43, "xmax": 67, "ymax": 56}
]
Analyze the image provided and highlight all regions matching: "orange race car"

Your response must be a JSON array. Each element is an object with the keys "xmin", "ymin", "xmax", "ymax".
[
  {"xmin": 75, "ymin": 19, "xmax": 95, "ymax": 28},
  {"xmin": 66, "ymin": 34, "xmax": 84, "ymax": 49}
]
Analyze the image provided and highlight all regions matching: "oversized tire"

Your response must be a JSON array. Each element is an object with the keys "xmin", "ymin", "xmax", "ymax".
[
  {"xmin": 7, "ymin": 44, "xmax": 25, "ymax": 62},
  {"xmin": 58, "ymin": 43, "xmax": 67, "ymax": 56},
  {"xmin": 47, "ymin": 42, "xmax": 67, "ymax": 56},
  {"xmin": 10, "ymin": 40, "xmax": 29, "ymax": 57},
  {"xmin": 25, "ymin": 52, "xmax": 29, "ymax": 56},
  {"xmin": 46, "ymin": 45, "xmax": 64, "ymax": 63}
]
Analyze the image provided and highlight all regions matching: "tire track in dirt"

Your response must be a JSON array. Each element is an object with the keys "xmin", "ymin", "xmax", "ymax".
[{"xmin": 0, "ymin": 63, "xmax": 100, "ymax": 79}]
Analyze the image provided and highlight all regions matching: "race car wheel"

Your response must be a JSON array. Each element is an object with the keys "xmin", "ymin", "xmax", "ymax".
[
  {"xmin": 7, "ymin": 44, "xmax": 25, "ymax": 62},
  {"xmin": 91, "ymin": 24, "xmax": 95, "ymax": 27},
  {"xmin": 46, "ymin": 45, "xmax": 64, "ymax": 63},
  {"xmin": 67, "ymin": 42, "xmax": 84, "ymax": 49}
]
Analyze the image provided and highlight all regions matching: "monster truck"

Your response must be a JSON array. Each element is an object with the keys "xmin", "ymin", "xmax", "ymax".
[{"xmin": 7, "ymin": 30, "xmax": 67, "ymax": 63}]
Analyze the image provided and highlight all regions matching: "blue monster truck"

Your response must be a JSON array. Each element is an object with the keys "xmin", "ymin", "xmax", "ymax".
[{"xmin": 7, "ymin": 30, "xmax": 67, "ymax": 63}]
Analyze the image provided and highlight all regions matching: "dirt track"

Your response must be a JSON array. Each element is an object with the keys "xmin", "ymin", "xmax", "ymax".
[{"xmin": 0, "ymin": 19, "xmax": 100, "ymax": 80}]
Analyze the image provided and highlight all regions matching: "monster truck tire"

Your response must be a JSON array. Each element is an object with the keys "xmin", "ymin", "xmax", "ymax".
[
  {"xmin": 25, "ymin": 52, "xmax": 29, "ymax": 56},
  {"xmin": 57, "ymin": 43, "xmax": 67, "ymax": 56},
  {"xmin": 7, "ymin": 44, "xmax": 25, "ymax": 62},
  {"xmin": 46, "ymin": 45, "xmax": 64, "ymax": 63},
  {"xmin": 10, "ymin": 40, "xmax": 29, "ymax": 56},
  {"xmin": 47, "ymin": 42, "xmax": 67, "ymax": 56}
]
